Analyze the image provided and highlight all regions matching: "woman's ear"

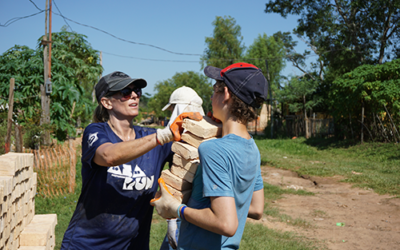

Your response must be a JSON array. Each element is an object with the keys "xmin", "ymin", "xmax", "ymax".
[{"xmin": 101, "ymin": 97, "xmax": 113, "ymax": 110}]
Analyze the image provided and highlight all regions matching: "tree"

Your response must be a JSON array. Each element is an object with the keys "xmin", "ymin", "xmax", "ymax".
[
  {"xmin": 330, "ymin": 59, "xmax": 400, "ymax": 141},
  {"xmin": 276, "ymin": 76, "xmax": 323, "ymax": 137},
  {"xmin": 0, "ymin": 29, "xmax": 102, "ymax": 144},
  {"xmin": 200, "ymin": 16, "xmax": 245, "ymax": 69},
  {"xmin": 265, "ymin": 0, "xmax": 400, "ymax": 78},
  {"xmin": 148, "ymin": 71, "xmax": 213, "ymax": 117},
  {"xmin": 245, "ymin": 33, "xmax": 286, "ymax": 92}
]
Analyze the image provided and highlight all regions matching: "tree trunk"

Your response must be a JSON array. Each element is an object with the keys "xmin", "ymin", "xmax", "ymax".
[{"xmin": 303, "ymin": 95, "xmax": 309, "ymax": 138}]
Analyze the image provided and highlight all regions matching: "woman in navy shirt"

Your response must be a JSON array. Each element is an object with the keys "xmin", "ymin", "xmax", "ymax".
[{"xmin": 61, "ymin": 71, "xmax": 176, "ymax": 250}]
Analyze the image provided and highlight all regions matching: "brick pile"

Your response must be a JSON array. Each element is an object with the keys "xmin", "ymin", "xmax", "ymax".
[
  {"xmin": 0, "ymin": 153, "xmax": 57, "ymax": 250},
  {"xmin": 160, "ymin": 116, "xmax": 222, "ymax": 204}
]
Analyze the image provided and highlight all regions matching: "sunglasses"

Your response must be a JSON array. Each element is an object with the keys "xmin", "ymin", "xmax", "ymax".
[{"xmin": 110, "ymin": 87, "xmax": 142, "ymax": 100}]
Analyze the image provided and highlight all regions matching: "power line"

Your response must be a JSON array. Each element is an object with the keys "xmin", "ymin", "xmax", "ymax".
[
  {"xmin": 52, "ymin": 13, "xmax": 202, "ymax": 56},
  {"xmin": 52, "ymin": 0, "xmax": 73, "ymax": 32},
  {"xmin": 102, "ymin": 52, "xmax": 199, "ymax": 63},
  {"xmin": 28, "ymin": 0, "xmax": 41, "ymax": 11},
  {"xmin": 4, "ymin": 0, "xmax": 398, "ymax": 63},
  {"xmin": 0, "ymin": 10, "xmax": 44, "ymax": 27},
  {"xmin": 24, "ymin": 0, "xmax": 202, "ymax": 56}
]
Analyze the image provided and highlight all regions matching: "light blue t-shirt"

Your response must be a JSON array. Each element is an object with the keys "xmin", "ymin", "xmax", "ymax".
[{"xmin": 178, "ymin": 134, "xmax": 263, "ymax": 250}]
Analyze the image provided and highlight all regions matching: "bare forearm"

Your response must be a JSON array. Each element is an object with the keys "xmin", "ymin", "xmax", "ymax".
[
  {"xmin": 183, "ymin": 197, "xmax": 238, "ymax": 237},
  {"xmin": 94, "ymin": 133, "xmax": 158, "ymax": 166},
  {"xmin": 247, "ymin": 189, "xmax": 264, "ymax": 220}
]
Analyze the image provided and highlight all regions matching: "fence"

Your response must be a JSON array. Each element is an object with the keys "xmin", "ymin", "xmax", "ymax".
[
  {"xmin": 24, "ymin": 140, "xmax": 76, "ymax": 198},
  {"xmin": 281, "ymin": 116, "xmax": 335, "ymax": 138}
]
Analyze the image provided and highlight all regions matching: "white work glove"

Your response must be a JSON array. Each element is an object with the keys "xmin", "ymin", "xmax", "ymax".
[
  {"xmin": 150, "ymin": 178, "xmax": 182, "ymax": 219},
  {"xmin": 167, "ymin": 218, "xmax": 178, "ymax": 249},
  {"xmin": 156, "ymin": 112, "xmax": 203, "ymax": 145},
  {"xmin": 156, "ymin": 127, "xmax": 173, "ymax": 145}
]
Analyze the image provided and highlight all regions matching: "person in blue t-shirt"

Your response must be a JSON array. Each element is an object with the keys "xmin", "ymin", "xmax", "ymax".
[
  {"xmin": 61, "ymin": 71, "xmax": 201, "ymax": 250},
  {"xmin": 151, "ymin": 62, "xmax": 267, "ymax": 249}
]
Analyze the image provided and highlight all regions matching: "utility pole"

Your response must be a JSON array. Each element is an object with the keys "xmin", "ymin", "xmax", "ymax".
[
  {"xmin": 5, "ymin": 78, "xmax": 15, "ymax": 153},
  {"xmin": 41, "ymin": 0, "xmax": 52, "ymax": 146}
]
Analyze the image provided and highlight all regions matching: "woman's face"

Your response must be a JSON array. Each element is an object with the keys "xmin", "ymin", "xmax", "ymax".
[{"xmin": 108, "ymin": 83, "xmax": 141, "ymax": 118}]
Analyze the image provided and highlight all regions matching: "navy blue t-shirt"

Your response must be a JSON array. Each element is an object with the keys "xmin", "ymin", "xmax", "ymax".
[{"xmin": 61, "ymin": 122, "xmax": 173, "ymax": 250}]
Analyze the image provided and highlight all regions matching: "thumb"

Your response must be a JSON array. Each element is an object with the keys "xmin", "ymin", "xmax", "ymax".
[
  {"xmin": 158, "ymin": 178, "xmax": 173, "ymax": 196},
  {"xmin": 150, "ymin": 178, "xmax": 171, "ymax": 205}
]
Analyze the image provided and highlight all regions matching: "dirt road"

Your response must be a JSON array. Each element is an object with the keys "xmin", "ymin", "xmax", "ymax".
[{"xmin": 253, "ymin": 166, "xmax": 400, "ymax": 250}]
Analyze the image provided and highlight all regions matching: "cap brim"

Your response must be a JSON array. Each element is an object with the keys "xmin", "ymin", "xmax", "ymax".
[
  {"xmin": 204, "ymin": 66, "xmax": 223, "ymax": 81},
  {"xmin": 110, "ymin": 78, "xmax": 147, "ymax": 91},
  {"xmin": 161, "ymin": 103, "xmax": 171, "ymax": 111}
]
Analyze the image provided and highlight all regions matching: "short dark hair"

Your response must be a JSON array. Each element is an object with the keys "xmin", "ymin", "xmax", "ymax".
[{"xmin": 214, "ymin": 81, "xmax": 263, "ymax": 124}]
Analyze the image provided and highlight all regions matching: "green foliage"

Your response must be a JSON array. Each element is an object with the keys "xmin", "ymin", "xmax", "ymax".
[
  {"xmin": 265, "ymin": 0, "xmax": 400, "ymax": 117},
  {"xmin": 265, "ymin": 0, "xmax": 400, "ymax": 74},
  {"xmin": 0, "ymin": 29, "xmax": 102, "ymax": 144},
  {"xmin": 148, "ymin": 71, "xmax": 213, "ymax": 117},
  {"xmin": 200, "ymin": 16, "xmax": 245, "ymax": 69},
  {"xmin": 276, "ymin": 77, "xmax": 323, "ymax": 115},
  {"xmin": 245, "ymin": 33, "xmax": 286, "ymax": 92},
  {"xmin": 330, "ymin": 59, "xmax": 400, "ymax": 140}
]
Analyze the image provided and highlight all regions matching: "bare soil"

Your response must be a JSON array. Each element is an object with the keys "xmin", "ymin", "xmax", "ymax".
[{"xmin": 250, "ymin": 166, "xmax": 400, "ymax": 250}]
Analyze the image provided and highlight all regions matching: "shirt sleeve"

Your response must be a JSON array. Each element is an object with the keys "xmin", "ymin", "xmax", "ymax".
[
  {"xmin": 254, "ymin": 166, "xmax": 264, "ymax": 191},
  {"xmin": 199, "ymin": 141, "xmax": 234, "ymax": 198},
  {"xmin": 81, "ymin": 123, "xmax": 112, "ymax": 168}
]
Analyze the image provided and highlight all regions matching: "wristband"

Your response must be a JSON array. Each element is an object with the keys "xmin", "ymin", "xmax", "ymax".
[
  {"xmin": 181, "ymin": 205, "xmax": 187, "ymax": 221},
  {"xmin": 177, "ymin": 204, "xmax": 186, "ymax": 220}
]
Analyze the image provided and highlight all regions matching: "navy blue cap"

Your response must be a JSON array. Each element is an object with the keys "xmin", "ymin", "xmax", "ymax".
[
  {"xmin": 95, "ymin": 71, "xmax": 147, "ymax": 103},
  {"xmin": 204, "ymin": 62, "xmax": 268, "ymax": 108}
]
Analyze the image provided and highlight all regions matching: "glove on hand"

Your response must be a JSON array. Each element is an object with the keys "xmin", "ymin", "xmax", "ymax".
[
  {"xmin": 156, "ymin": 112, "xmax": 202, "ymax": 145},
  {"xmin": 167, "ymin": 218, "xmax": 178, "ymax": 249},
  {"xmin": 207, "ymin": 111, "xmax": 222, "ymax": 123},
  {"xmin": 170, "ymin": 112, "xmax": 203, "ymax": 141},
  {"xmin": 156, "ymin": 127, "xmax": 174, "ymax": 145},
  {"xmin": 150, "ymin": 178, "xmax": 181, "ymax": 219}
]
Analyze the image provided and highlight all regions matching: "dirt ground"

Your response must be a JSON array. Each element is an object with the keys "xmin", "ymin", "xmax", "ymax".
[
  {"xmin": 250, "ymin": 166, "xmax": 400, "ymax": 250},
  {"xmin": 72, "ymin": 137, "xmax": 399, "ymax": 249}
]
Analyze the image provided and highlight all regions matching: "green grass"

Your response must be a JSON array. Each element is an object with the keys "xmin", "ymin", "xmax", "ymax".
[
  {"xmin": 35, "ymin": 162, "xmax": 82, "ymax": 249},
  {"xmin": 38, "ymin": 158, "xmax": 318, "ymax": 250},
  {"xmin": 149, "ymin": 213, "xmax": 168, "ymax": 250},
  {"xmin": 255, "ymin": 136, "xmax": 400, "ymax": 195},
  {"xmin": 37, "ymin": 136, "xmax": 399, "ymax": 249},
  {"xmin": 240, "ymin": 223, "xmax": 319, "ymax": 250}
]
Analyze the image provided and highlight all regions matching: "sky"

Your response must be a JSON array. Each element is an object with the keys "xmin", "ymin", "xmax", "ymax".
[{"xmin": 0, "ymin": 0, "xmax": 312, "ymax": 96}]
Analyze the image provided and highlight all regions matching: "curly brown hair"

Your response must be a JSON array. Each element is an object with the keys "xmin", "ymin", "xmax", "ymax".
[{"xmin": 214, "ymin": 81, "xmax": 263, "ymax": 124}]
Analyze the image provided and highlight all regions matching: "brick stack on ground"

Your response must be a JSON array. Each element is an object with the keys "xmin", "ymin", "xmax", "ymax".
[
  {"xmin": 0, "ymin": 153, "xmax": 57, "ymax": 250},
  {"xmin": 160, "ymin": 116, "xmax": 222, "ymax": 203}
]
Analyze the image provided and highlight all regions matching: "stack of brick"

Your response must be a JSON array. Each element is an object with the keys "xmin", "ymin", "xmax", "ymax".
[
  {"xmin": 0, "ymin": 153, "xmax": 57, "ymax": 250},
  {"xmin": 160, "ymin": 116, "xmax": 222, "ymax": 204}
]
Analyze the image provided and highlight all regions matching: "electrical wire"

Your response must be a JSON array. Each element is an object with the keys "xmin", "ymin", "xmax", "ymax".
[
  {"xmin": 0, "ymin": 10, "xmax": 44, "ymax": 27},
  {"xmin": 3, "ymin": 0, "xmax": 397, "ymax": 63},
  {"xmin": 28, "ymin": 0, "xmax": 41, "ymax": 11},
  {"xmin": 25, "ymin": 0, "xmax": 202, "ymax": 56},
  {"xmin": 52, "ymin": 12, "xmax": 202, "ymax": 56},
  {"xmin": 102, "ymin": 52, "xmax": 199, "ymax": 63},
  {"xmin": 52, "ymin": 0, "xmax": 73, "ymax": 32}
]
